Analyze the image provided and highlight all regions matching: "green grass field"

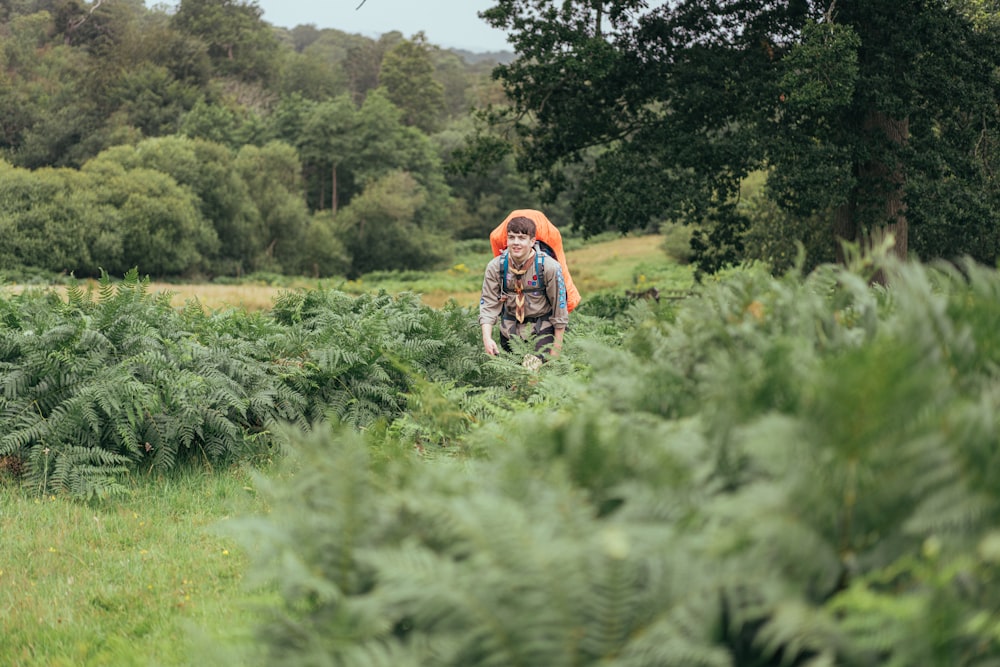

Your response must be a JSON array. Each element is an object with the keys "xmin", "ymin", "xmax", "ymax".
[
  {"xmin": 0, "ymin": 467, "xmax": 270, "ymax": 666},
  {"xmin": 51, "ymin": 232, "xmax": 689, "ymax": 311}
]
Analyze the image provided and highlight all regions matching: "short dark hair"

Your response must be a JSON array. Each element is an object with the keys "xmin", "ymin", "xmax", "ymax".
[{"xmin": 507, "ymin": 216, "xmax": 536, "ymax": 237}]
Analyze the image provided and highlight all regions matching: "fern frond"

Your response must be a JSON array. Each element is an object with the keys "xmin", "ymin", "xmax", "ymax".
[{"xmin": 24, "ymin": 442, "xmax": 130, "ymax": 498}]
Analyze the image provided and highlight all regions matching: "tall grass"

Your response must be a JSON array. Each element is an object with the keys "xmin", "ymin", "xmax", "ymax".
[{"xmin": 0, "ymin": 466, "xmax": 269, "ymax": 666}]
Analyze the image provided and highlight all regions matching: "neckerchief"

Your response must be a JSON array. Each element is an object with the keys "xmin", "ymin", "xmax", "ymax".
[{"xmin": 509, "ymin": 251, "xmax": 533, "ymax": 324}]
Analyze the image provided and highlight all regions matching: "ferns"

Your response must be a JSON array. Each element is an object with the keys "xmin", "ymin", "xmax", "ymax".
[
  {"xmin": 223, "ymin": 252, "xmax": 1000, "ymax": 667},
  {"xmin": 12, "ymin": 252, "xmax": 1000, "ymax": 664},
  {"xmin": 242, "ymin": 423, "xmax": 715, "ymax": 667},
  {"xmin": 0, "ymin": 276, "xmax": 310, "ymax": 494},
  {"xmin": 0, "ymin": 277, "xmax": 501, "ymax": 496}
]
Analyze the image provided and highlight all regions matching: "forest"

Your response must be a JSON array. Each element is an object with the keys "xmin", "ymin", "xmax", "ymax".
[
  {"xmin": 4, "ymin": 1, "xmax": 1000, "ymax": 666},
  {"xmin": 3, "ymin": 0, "xmax": 996, "ymax": 285},
  {"xmin": 0, "ymin": 0, "xmax": 554, "ymax": 281}
]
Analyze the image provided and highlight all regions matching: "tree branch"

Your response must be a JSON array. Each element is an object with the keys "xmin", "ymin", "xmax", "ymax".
[{"xmin": 64, "ymin": 0, "xmax": 104, "ymax": 45}]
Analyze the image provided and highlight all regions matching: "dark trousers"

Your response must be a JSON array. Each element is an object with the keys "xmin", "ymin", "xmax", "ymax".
[{"xmin": 500, "ymin": 320, "xmax": 555, "ymax": 356}]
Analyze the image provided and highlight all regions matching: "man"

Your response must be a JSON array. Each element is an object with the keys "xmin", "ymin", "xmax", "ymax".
[{"xmin": 479, "ymin": 215, "xmax": 569, "ymax": 365}]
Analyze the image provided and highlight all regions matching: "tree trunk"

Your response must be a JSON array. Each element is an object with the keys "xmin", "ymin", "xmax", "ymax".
[
  {"xmin": 833, "ymin": 200, "xmax": 856, "ymax": 266},
  {"xmin": 332, "ymin": 165, "xmax": 338, "ymax": 214},
  {"xmin": 834, "ymin": 111, "xmax": 909, "ymax": 283},
  {"xmin": 864, "ymin": 112, "xmax": 909, "ymax": 284}
]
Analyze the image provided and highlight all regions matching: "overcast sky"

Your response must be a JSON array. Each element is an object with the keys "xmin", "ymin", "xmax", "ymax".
[{"xmin": 252, "ymin": 0, "xmax": 513, "ymax": 53}]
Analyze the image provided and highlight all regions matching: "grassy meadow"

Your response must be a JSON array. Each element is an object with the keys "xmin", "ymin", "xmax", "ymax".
[
  {"xmin": 2, "ymin": 232, "xmax": 688, "ymax": 311},
  {"xmin": 0, "ymin": 231, "xmax": 686, "ymax": 667},
  {"xmin": 0, "ymin": 467, "xmax": 272, "ymax": 666}
]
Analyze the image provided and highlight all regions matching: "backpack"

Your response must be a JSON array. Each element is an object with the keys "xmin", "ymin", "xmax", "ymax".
[{"xmin": 490, "ymin": 209, "xmax": 581, "ymax": 312}]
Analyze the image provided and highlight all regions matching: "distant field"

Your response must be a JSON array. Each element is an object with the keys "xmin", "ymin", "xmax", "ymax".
[{"xmin": 4, "ymin": 234, "xmax": 689, "ymax": 311}]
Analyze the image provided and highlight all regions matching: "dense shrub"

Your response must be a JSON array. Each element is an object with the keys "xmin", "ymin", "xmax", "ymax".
[
  {"xmin": 0, "ymin": 275, "xmax": 567, "ymax": 495},
  {"xmin": 0, "ymin": 272, "xmax": 303, "ymax": 496}
]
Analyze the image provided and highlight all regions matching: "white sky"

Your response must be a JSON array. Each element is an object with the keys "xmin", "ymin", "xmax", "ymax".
[{"xmin": 253, "ymin": 0, "xmax": 513, "ymax": 53}]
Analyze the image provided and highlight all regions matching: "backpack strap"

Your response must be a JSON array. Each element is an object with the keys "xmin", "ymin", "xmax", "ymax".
[
  {"xmin": 535, "ymin": 248, "xmax": 545, "ymax": 290},
  {"xmin": 501, "ymin": 251, "xmax": 509, "ymax": 294}
]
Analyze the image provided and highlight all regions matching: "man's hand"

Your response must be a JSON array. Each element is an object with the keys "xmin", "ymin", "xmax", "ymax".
[
  {"xmin": 551, "ymin": 327, "xmax": 566, "ymax": 358},
  {"xmin": 483, "ymin": 338, "xmax": 499, "ymax": 356},
  {"xmin": 481, "ymin": 322, "xmax": 499, "ymax": 356}
]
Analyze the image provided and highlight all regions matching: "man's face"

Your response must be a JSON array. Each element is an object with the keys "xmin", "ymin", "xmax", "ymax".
[{"xmin": 507, "ymin": 232, "xmax": 534, "ymax": 262}]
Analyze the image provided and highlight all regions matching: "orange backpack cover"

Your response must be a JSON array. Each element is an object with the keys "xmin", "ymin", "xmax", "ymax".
[{"xmin": 490, "ymin": 209, "xmax": 581, "ymax": 313}]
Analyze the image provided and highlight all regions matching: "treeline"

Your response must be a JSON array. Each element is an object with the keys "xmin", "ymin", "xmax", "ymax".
[
  {"xmin": 0, "ymin": 0, "xmax": 563, "ymax": 279},
  {"xmin": 478, "ymin": 2, "xmax": 1000, "ymax": 276}
]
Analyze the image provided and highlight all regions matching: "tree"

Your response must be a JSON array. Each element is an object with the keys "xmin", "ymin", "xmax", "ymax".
[
  {"xmin": 343, "ymin": 31, "xmax": 401, "ymax": 104},
  {"xmin": 179, "ymin": 97, "xmax": 245, "ymax": 148},
  {"xmin": 234, "ymin": 141, "xmax": 312, "ymax": 272},
  {"xmin": 297, "ymin": 94, "xmax": 360, "ymax": 212},
  {"xmin": 437, "ymin": 116, "xmax": 567, "ymax": 240},
  {"xmin": 170, "ymin": 0, "xmax": 280, "ymax": 83},
  {"xmin": 83, "ymin": 160, "xmax": 217, "ymax": 276},
  {"xmin": 276, "ymin": 44, "xmax": 348, "ymax": 101},
  {"xmin": 351, "ymin": 89, "xmax": 453, "ymax": 228},
  {"xmin": 431, "ymin": 46, "xmax": 479, "ymax": 120},
  {"xmin": 111, "ymin": 63, "xmax": 201, "ymax": 137},
  {"xmin": 0, "ymin": 158, "xmax": 214, "ymax": 277},
  {"xmin": 480, "ymin": 0, "xmax": 1000, "ymax": 274},
  {"xmin": 293, "ymin": 211, "xmax": 351, "ymax": 278},
  {"xmin": 287, "ymin": 89, "xmax": 452, "ymax": 225},
  {"xmin": 335, "ymin": 170, "xmax": 449, "ymax": 277},
  {"xmin": 0, "ymin": 162, "xmax": 102, "ymax": 273},
  {"xmin": 378, "ymin": 33, "xmax": 446, "ymax": 133},
  {"xmin": 88, "ymin": 136, "xmax": 261, "ymax": 275}
]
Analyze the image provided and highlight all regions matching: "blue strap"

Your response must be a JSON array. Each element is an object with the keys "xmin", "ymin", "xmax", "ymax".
[
  {"xmin": 502, "ymin": 251, "xmax": 509, "ymax": 293},
  {"xmin": 501, "ymin": 246, "xmax": 546, "ymax": 295}
]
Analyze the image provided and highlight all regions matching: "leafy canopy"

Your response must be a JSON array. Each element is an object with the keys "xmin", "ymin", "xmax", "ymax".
[{"xmin": 479, "ymin": 0, "xmax": 1000, "ymax": 272}]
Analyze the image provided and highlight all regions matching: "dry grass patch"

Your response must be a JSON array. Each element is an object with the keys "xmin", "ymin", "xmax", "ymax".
[
  {"xmin": 1, "ymin": 234, "xmax": 680, "ymax": 312},
  {"xmin": 567, "ymin": 234, "xmax": 671, "ymax": 292},
  {"xmin": 146, "ymin": 283, "xmax": 289, "ymax": 311}
]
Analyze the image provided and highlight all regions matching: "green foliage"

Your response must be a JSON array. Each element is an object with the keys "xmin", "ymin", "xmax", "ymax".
[
  {"xmin": 0, "ymin": 4, "xmax": 513, "ymax": 280},
  {"xmin": 378, "ymin": 33, "xmax": 447, "ymax": 133},
  {"xmin": 659, "ymin": 220, "xmax": 696, "ymax": 264},
  {"xmin": 349, "ymin": 90, "xmax": 453, "ymax": 223},
  {"xmin": 739, "ymin": 190, "xmax": 837, "ymax": 276},
  {"xmin": 170, "ymin": 0, "xmax": 280, "ymax": 83},
  {"xmin": 110, "ymin": 63, "xmax": 202, "ymax": 137},
  {"xmin": 235, "ymin": 251, "xmax": 1000, "ymax": 666},
  {"xmin": 233, "ymin": 141, "xmax": 312, "ymax": 273},
  {"xmin": 87, "ymin": 136, "xmax": 266, "ymax": 276},
  {"xmin": 0, "ymin": 162, "xmax": 104, "ymax": 274},
  {"xmin": 274, "ymin": 38, "xmax": 349, "ymax": 101},
  {"xmin": 335, "ymin": 170, "xmax": 450, "ymax": 278},
  {"xmin": 269, "ymin": 287, "xmax": 491, "ymax": 428},
  {"xmin": 237, "ymin": 420, "xmax": 727, "ymax": 667},
  {"xmin": 0, "ymin": 270, "xmax": 307, "ymax": 496},
  {"xmin": 483, "ymin": 0, "xmax": 1000, "ymax": 272},
  {"xmin": 294, "ymin": 93, "xmax": 361, "ymax": 212},
  {"xmin": 88, "ymin": 161, "xmax": 219, "ymax": 276}
]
